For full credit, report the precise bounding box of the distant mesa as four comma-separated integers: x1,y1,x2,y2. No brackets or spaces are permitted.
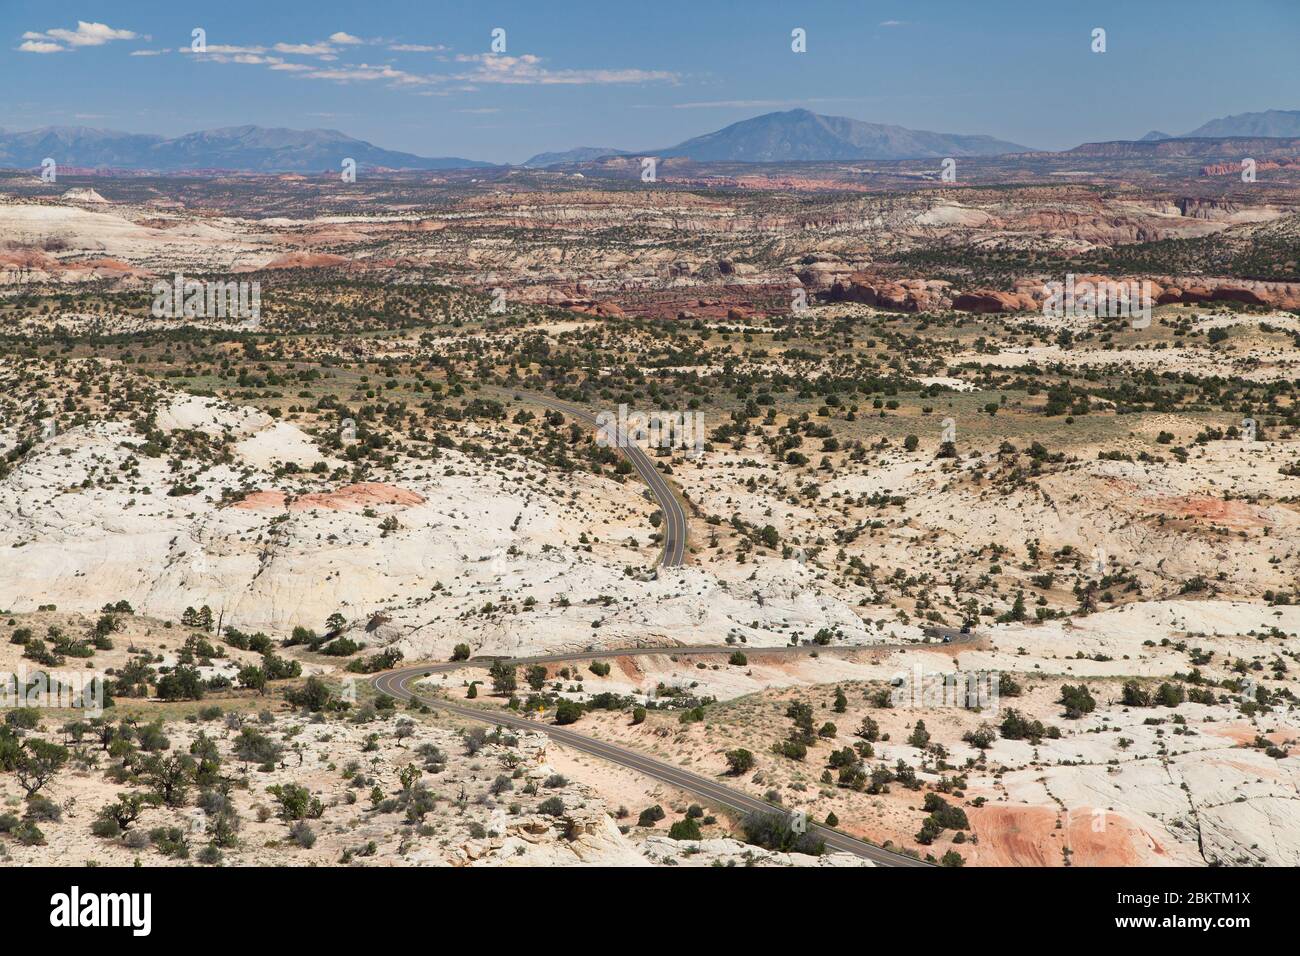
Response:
1201,157,1298,176
523,146,630,168
1067,136,1300,159
60,187,109,203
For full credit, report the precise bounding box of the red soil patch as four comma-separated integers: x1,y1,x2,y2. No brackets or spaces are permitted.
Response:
969,805,1168,867
1151,494,1267,529
78,257,139,275
233,490,288,510
615,657,645,682
0,248,59,270
259,252,352,270
1098,478,1268,529
1208,723,1300,746
234,481,425,512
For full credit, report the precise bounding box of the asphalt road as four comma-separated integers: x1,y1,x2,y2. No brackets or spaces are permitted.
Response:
384,392,975,864
524,394,688,568
371,636,975,867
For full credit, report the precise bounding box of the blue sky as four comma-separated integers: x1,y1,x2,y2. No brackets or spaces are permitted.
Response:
3,0,1298,163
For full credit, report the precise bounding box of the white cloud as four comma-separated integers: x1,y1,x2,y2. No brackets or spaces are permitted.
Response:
177,36,675,91
672,98,803,109
187,49,286,66
274,42,334,56
129,49,166,57
18,40,64,53
452,53,675,85
52,22,136,45
21,21,138,52
301,63,423,84
183,44,269,55
453,53,539,65
329,32,364,45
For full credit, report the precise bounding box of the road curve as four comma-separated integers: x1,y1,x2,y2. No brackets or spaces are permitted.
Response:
524,393,688,568
371,635,975,867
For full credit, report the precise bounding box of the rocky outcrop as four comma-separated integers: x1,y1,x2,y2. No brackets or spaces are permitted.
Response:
818,271,1300,316
1200,158,1297,177
944,275,1300,313
61,188,109,204
638,836,874,867
261,252,352,270
1151,276,1300,309
951,290,1038,313
823,273,950,312
794,262,844,292
561,299,624,317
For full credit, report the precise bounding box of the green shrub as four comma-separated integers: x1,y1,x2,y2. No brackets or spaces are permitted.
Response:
637,804,666,827
668,817,702,841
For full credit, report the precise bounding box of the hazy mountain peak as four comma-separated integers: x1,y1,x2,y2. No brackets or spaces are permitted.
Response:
522,146,630,168
655,109,1033,162
1180,109,1300,138
0,124,493,172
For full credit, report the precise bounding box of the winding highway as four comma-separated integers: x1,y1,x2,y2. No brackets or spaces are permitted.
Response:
525,394,688,568
372,634,973,867
384,392,970,863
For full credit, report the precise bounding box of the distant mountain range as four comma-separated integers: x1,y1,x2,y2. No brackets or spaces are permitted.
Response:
1139,109,1300,142
0,125,491,172
522,146,631,168
525,109,1032,166
3,108,1297,174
